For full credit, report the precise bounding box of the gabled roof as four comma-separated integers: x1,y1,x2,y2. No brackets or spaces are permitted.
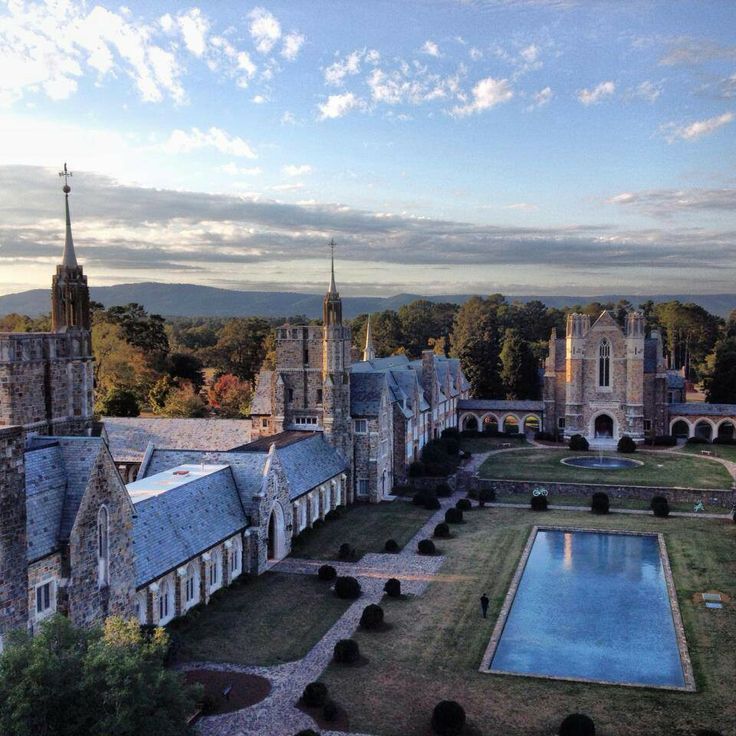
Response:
351,355,411,372
250,370,273,416
132,465,247,587
350,371,387,416
102,417,252,462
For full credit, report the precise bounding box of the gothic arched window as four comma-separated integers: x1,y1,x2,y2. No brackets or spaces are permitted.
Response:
159,580,170,622
185,564,198,607
97,506,109,587
599,339,611,388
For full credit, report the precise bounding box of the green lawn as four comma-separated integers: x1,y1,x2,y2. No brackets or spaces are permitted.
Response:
460,435,527,453
320,508,736,736
173,572,350,666
290,501,433,560
677,443,736,463
491,494,730,514
478,448,733,490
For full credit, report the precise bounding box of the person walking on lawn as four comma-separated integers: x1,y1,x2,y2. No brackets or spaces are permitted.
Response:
480,593,489,619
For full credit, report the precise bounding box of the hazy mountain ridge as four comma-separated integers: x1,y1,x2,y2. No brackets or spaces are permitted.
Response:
1,283,735,319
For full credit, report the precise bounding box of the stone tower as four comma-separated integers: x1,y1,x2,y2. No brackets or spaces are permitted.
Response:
321,241,353,465
563,313,590,438
51,164,90,332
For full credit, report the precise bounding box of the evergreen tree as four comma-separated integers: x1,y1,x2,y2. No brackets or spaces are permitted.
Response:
704,337,736,404
208,317,271,381
500,328,540,399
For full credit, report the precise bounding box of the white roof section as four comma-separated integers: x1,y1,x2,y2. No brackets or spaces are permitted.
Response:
126,463,229,504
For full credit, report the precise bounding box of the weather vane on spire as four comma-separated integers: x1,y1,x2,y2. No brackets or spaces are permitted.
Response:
59,162,72,194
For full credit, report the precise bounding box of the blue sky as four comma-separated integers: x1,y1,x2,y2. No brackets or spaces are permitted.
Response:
0,0,734,297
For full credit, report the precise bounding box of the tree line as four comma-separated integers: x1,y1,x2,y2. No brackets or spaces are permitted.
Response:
2,294,735,416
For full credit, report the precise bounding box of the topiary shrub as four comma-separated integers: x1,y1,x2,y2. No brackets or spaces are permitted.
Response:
384,578,401,597
591,492,610,515
435,482,452,498
424,495,441,510
338,543,355,561
617,435,637,453
384,539,399,553
651,495,670,518
359,603,384,630
431,700,466,736
412,491,426,506
559,713,596,736
318,564,337,582
686,436,710,445
434,522,451,538
322,701,338,722
409,461,425,477
312,519,325,529
569,434,589,451
333,638,360,664
418,538,436,555
325,509,341,521
456,498,472,512
334,576,361,599
445,507,463,524
531,495,548,511
301,681,328,708
477,487,495,507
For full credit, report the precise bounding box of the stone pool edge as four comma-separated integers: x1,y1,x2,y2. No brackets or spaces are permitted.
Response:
477,525,697,693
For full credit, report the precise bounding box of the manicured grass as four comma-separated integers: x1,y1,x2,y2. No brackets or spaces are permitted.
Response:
478,448,733,490
173,572,350,666
290,501,434,560
677,443,736,463
460,435,527,453
490,494,725,514
320,508,736,736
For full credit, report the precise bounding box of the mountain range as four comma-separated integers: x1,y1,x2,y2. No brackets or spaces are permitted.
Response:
1,283,735,319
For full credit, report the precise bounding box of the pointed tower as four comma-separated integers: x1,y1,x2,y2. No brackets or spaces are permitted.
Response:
321,240,353,470
51,164,90,332
363,316,376,362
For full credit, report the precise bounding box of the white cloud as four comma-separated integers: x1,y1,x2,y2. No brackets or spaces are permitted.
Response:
520,44,539,64
421,40,440,57
282,164,312,177
366,64,464,106
469,47,483,61
450,77,513,117
632,80,661,103
281,111,296,125
164,127,257,158
177,8,209,58
252,94,267,104
269,182,304,192
318,92,365,120
219,163,262,176
577,81,615,106
662,112,734,143
527,86,553,110
248,7,281,55
281,32,305,61
324,50,364,86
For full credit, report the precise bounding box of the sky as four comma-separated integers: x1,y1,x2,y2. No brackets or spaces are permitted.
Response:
0,0,735,298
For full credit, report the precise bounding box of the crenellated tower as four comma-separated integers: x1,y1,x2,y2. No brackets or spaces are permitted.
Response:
563,313,590,438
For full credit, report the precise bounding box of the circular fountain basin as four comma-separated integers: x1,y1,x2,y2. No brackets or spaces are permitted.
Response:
561,456,643,470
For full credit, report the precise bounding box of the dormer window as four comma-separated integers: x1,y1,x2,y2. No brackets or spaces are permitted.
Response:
598,339,611,388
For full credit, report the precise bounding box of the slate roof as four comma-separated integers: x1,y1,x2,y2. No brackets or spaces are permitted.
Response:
458,399,545,412
250,370,273,415
350,372,387,416
644,338,659,373
352,355,410,372
132,465,247,587
668,403,736,417
667,371,686,389
277,434,349,497
102,417,252,462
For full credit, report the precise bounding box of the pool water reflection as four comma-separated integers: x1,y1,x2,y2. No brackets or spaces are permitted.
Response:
489,529,687,688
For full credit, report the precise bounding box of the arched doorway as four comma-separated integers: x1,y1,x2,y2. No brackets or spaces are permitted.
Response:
503,415,520,434
671,419,690,438
482,415,499,434
717,421,734,441
594,414,614,439
694,421,713,441
462,415,478,432
523,415,540,434
267,502,286,561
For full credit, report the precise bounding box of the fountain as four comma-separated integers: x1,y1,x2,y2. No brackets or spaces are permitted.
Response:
561,455,642,470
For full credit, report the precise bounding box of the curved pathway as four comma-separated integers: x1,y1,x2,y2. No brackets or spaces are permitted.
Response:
189,495,459,736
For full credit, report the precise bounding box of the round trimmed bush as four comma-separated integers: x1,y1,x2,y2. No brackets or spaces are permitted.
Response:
433,522,451,538
435,482,452,498
301,681,328,708
333,638,360,664
334,576,361,599
384,578,401,597
591,492,610,515
424,495,441,510
338,543,354,561
384,538,399,553
317,564,337,582
531,494,548,511
323,701,338,722
312,519,325,529
445,507,463,524
456,498,472,512
418,538,436,555
617,435,637,453
294,729,320,736
651,495,670,518
478,487,495,507
559,713,595,736
324,509,340,521
431,700,466,736
569,434,589,451
359,603,384,630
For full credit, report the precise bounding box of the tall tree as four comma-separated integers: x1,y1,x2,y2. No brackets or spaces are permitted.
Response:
704,337,736,404
207,374,253,418
104,303,169,358
208,317,271,381
397,300,458,357
449,296,502,397
500,328,540,399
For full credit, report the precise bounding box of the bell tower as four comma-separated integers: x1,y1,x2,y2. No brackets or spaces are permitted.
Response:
51,164,90,332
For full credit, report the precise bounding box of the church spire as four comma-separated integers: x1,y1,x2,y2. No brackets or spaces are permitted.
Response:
323,238,342,326
59,163,78,268
328,237,337,294
363,315,376,362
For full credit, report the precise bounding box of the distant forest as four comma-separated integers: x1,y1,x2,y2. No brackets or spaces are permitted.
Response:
3,294,736,418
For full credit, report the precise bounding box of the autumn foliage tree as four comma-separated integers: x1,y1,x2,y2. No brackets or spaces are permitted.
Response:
207,374,253,418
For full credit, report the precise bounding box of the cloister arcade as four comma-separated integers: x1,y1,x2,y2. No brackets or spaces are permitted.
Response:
459,411,541,435
669,415,736,441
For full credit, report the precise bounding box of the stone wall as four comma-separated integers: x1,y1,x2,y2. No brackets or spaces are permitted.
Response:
67,441,135,627
468,476,735,507
27,552,63,630
0,426,28,643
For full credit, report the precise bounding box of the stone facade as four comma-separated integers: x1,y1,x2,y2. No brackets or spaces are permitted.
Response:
543,311,669,444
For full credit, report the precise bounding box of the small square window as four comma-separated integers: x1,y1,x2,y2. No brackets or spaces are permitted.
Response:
354,419,367,434
316,389,323,405
558,417,566,429
287,388,294,402
643,419,652,431
36,581,53,615
261,418,268,428
357,478,370,496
